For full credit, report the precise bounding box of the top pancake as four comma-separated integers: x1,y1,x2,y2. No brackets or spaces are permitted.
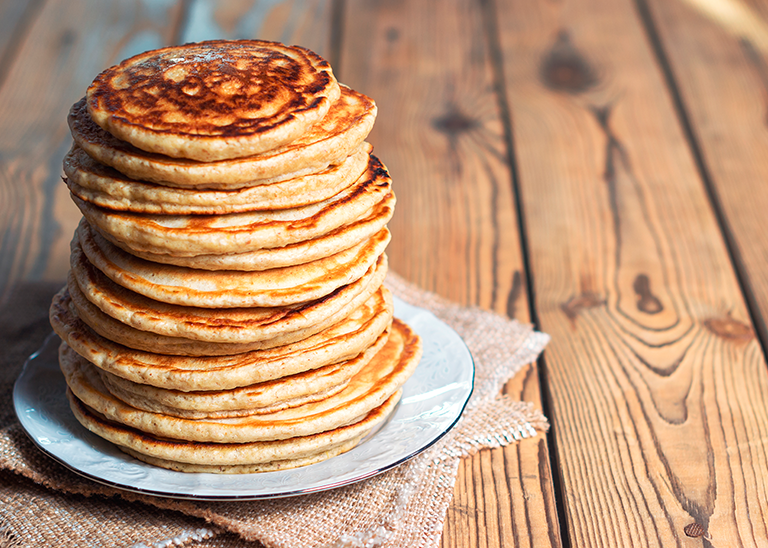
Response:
86,40,340,161
70,85,376,189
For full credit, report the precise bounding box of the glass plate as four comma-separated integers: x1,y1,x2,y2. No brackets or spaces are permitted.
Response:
13,298,474,500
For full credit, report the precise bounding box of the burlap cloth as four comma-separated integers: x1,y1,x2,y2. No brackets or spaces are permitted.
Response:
0,273,549,548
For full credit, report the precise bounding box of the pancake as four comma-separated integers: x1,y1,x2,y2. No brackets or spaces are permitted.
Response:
76,218,390,308
62,318,421,443
68,252,388,346
120,433,367,473
52,38,419,475
69,85,376,189
86,40,340,161
119,430,370,474
115,191,395,271
103,380,347,420
63,143,372,214
63,277,390,357
50,285,393,388
72,155,394,257
67,389,401,472
62,324,388,418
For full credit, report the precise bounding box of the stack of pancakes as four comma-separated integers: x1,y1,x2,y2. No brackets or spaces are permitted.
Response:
49,40,421,473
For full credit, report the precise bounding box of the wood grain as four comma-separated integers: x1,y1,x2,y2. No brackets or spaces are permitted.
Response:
339,1,559,547
180,0,333,59
643,0,768,347
495,0,768,545
0,0,184,303
0,0,45,88
341,0,522,312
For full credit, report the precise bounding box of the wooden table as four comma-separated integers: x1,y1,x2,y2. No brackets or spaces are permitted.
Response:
3,0,768,546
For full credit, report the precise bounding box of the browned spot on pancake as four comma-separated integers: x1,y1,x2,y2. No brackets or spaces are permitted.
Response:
184,216,219,229
283,157,390,232
69,98,162,156
392,318,422,365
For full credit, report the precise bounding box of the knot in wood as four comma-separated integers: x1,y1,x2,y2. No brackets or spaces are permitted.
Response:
683,522,705,538
560,292,604,321
432,107,478,136
540,30,597,94
703,317,754,341
633,274,663,314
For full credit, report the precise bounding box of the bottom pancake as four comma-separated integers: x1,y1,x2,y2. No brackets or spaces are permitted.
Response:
119,437,365,473
67,388,401,473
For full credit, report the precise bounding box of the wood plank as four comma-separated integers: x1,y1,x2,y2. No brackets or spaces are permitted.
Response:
644,0,768,356
0,0,184,302
0,0,45,88
339,1,560,547
495,0,768,545
341,0,524,314
179,0,333,60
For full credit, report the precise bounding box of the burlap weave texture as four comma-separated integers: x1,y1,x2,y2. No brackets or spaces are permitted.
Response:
0,273,549,548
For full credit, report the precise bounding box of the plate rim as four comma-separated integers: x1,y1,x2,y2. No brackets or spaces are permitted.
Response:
13,297,474,500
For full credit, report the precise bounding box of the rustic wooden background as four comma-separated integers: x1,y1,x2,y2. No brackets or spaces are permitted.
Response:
2,0,768,546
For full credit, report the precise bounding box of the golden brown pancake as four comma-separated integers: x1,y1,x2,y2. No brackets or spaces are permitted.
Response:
86,40,340,161
50,285,394,387
61,326,388,418
68,251,388,345
118,436,367,473
69,85,376,189
63,144,371,214
111,192,395,271
75,219,390,308
62,318,421,442
67,389,401,472
71,155,394,257
63,275,391,357
52,38,420,475
102,378,347,420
